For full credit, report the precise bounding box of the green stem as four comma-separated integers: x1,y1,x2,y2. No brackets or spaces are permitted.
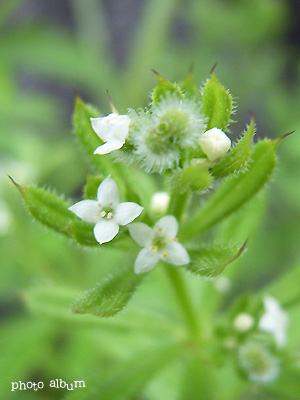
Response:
164,265,199,340
167,189,189,222
165,187,200,339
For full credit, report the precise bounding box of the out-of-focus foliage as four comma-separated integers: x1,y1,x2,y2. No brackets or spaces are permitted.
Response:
1,0,299,399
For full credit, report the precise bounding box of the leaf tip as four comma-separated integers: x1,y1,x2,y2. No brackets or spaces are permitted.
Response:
8,175,23,193
210,61,218,75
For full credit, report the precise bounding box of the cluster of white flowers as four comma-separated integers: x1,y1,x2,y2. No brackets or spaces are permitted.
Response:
90,99,231,173
238,342,280,383
233,296,288,383
69,99,232,272
68,176,189,274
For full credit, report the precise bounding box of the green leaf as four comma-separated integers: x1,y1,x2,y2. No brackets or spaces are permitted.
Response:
23,284,144,332
201,72,233,131
68,220,98,247
181,138,279,241
10,178,75,236
73,95,126,195
65,342,181,400
187,241,247,278
180,66,201,100
151,70,184,105
71,265,144,317
172,162,213,192
212,118,256,179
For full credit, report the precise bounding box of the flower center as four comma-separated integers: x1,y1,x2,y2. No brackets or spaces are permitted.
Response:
151,234,167,251
97,204,114,220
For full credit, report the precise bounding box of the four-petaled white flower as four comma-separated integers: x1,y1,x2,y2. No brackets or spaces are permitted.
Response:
198,127,231,161
91,113,130,155
259,296,288,348
128,216,190,274
68,176,143,244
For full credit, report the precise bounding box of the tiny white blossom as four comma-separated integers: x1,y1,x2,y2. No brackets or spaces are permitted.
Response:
233,313,255,332
239,342,280,383
91,113,130,155
150,192,170,214
128,215,190,274
198,127,231,161
214,276,231,293
259,296,288,348
68,176,143,244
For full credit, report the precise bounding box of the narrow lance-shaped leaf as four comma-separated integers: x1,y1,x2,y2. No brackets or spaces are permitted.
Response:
180,138,280,241
71,264,144,317
180,65,201,101
186,241,248,278
212,117,256,179
201,71,233,131
23,284,143,332
151,70,183,105
10,177,75,236
67,220,98,247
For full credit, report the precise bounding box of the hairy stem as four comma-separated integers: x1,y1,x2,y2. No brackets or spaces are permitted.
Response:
164,265,199,340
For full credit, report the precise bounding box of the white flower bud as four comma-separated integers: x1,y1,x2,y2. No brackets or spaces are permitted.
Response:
214,276,231,293
199,127,231,161
150,192,170,214
233,313,255,332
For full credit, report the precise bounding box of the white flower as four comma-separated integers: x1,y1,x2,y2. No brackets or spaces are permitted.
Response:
259,296,288,348
150,192,170,214
91,113,130,155
128,215,190,274
239,342,280,383
233,313,255,332
198,127,231,161
68,176,143,244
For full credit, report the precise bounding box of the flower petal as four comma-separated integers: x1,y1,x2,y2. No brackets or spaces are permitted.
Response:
115,202,144,226
134,248,160,274
154,215,178,238
162,241,190,265
94,139,125,155
128,223,153,247
93,220,119,244
68,200,99,223
90,113,130,142
97,175,119,206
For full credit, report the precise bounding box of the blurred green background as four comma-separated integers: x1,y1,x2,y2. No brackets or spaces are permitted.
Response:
1,0,299,398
